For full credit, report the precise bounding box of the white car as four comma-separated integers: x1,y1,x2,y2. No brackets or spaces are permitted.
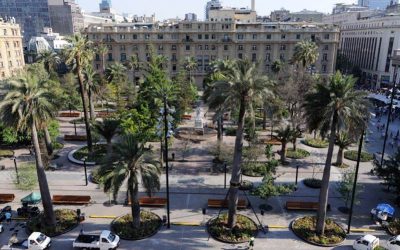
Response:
387,235,400,250
353,235,380,250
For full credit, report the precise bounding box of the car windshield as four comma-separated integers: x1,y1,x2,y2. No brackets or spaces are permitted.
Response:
36,234,47,244
107,233,116,242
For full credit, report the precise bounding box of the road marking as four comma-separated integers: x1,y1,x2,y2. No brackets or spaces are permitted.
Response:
89,215,117,219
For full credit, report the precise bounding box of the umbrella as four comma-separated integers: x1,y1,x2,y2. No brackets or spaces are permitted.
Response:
376,203,395,216
21,192,41,205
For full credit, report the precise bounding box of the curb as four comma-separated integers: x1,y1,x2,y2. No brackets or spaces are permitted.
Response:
67,147,96,166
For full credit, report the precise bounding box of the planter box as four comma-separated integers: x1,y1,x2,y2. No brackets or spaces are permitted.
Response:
64,135,87,141
59,112,80,118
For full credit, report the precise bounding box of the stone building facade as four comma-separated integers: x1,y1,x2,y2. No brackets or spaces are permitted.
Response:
0,19,24,80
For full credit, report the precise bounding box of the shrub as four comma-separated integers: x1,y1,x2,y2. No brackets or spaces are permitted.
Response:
224,127,237,136
0,149,14,157
27,209,78,237
303,138,329,148
303,178,322,189
72,144,108,162
388,219,400,235
344,150,373,162
242,160,279,177
286,148,311,159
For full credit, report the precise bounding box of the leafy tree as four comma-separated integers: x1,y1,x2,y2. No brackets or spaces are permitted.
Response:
98,134,161,228
183,56,197,83
375,149,400,194
124,54,142,100
335,132,354,166
36,50,60,76
96,43,109,73
336,169,363,209
93,118,120,155
303,71,369,235
271,60,284,74
252,175,294,209
173,70,198,121
119,105,157,140
204,59,274,228
0,71,57,226
106,62,128,110
64,34,95,152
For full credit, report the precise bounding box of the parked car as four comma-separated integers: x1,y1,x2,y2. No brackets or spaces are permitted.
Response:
387,235,400,250
371,203,395,223
353,234,380,250
16,203,39,218
72,230,120,250
1,232,51,250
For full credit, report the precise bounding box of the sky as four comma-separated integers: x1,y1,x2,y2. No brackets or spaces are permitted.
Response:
76,0,357,20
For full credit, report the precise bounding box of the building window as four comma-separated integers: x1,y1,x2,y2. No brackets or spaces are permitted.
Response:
205,34,209,39
266,64,271,72
133,34,138,39
323,45,329,51
266,34,271,39
281,34,286,39
266,45,271,50
108,53,113,61
144,34,150,40
238,53,243,59
172,54,177,62
198,34,202,39
324,34,330,39
120,45,126,51
171,45,177,50
172,64,177,71
237,34,244,40
280,53,285,61
252,45,257,51
224,45,229,51
198,45,203,50
205,45,209,50
120,53,126,61
186,45,190,51
96,64,100,70
296,34,301,39
158,45,164,51
252,34,257,40
119,34,126,39
157,34,164,40
95,54,100,61
132,45,138,51
280,45,286,51
238,45,244,51
211,34,216,39
3,29,6,35
107,44,112,50
266,53,271,62
322,53,328,61
252,53,257,62
211,45,216,50
322,65,327,73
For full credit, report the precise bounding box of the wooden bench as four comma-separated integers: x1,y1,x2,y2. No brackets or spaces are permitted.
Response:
64,135,87,141
208,199,247,209
286,201,331,211
182,115,192,120
59,112,80,118
52,195,91,205
97,112,113,118
0,194,15,204
127,197,167,207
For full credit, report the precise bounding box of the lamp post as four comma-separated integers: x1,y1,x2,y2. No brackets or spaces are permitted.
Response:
163,95,171,229
381,49,400,167
295,165,299,191
74,120,77,136
13,157,19,184
347,129,365,234
82,157,88,186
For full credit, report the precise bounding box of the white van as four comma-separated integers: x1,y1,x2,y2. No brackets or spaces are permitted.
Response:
353,235,380,250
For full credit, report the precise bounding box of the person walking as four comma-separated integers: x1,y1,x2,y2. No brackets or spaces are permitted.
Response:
248,237,255,250
5,211,11,225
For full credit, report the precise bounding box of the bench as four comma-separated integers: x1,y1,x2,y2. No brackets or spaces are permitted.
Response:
127,197,167,207
182,115,192,120
286,201,331,211
59,112,80,118
97,112,113,118
52,195,91,205
0,194,15,204
208,199,247,209
64,135,87,141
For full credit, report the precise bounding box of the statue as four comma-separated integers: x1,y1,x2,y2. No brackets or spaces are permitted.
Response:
194,107,204,135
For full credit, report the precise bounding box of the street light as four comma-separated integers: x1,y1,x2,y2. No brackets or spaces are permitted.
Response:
381,49,400,167
13,157,19,184
82,157,88,186
347,129,365,234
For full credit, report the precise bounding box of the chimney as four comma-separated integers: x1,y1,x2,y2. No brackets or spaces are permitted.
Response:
251,0,255,11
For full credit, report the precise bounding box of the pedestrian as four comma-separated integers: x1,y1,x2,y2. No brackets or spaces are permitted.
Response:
248,237,255,250
5,211,11,225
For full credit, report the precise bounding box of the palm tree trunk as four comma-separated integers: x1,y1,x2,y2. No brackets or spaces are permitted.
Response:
217,116,223,141
281,142,287,164
263,107,267,130
293,138,297,151
107,139,113,156
32,122,56,226
316,112,338,235
129,182,140,229
227,97,247,228
336,147,344,166
44,127,53,156
76,56,93,152
88,88,96,122
102,55,106,73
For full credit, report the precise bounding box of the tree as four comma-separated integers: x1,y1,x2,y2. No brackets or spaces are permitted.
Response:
336,169,363,211
93,119,120,156
96,43,109,73
292,40,319,69
36,50,60,75
303,71,369,235
98,134,161,228
106,62,128,109
64,34,94,152
335,132,354,166
204,59,274,228
276,126,294,164
183,56,197,83
0,72,57,226
271,60,284,74
124,54,141,100
252,175,294,210
83,65,100,121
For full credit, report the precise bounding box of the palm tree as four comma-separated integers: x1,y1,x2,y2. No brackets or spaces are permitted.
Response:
83,65,100,121
335,132,353,166
184,56,197,83
105,62,127,109
292,40,319,68
303,71,369,235
0,72,56,226
271,60,284,74
64,34,94,152
124,54,141,99
98,134,161,228
276,126,294,164
36,50,60,75
205,59,274,228
93,119,120,155
96,43,109,73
